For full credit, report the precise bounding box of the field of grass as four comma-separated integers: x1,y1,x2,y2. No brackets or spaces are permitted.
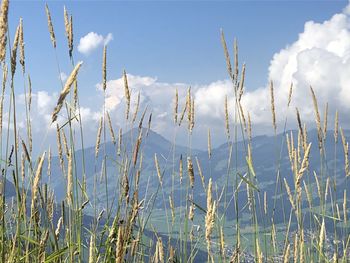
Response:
0,0,349,262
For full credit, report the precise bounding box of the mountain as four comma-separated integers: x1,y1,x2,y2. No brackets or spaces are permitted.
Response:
42,128,349,227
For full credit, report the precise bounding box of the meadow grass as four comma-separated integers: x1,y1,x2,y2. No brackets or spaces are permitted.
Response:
0,1,349,262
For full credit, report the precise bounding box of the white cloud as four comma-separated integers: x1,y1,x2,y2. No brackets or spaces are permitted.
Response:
77,32,113,55
237,5,350,131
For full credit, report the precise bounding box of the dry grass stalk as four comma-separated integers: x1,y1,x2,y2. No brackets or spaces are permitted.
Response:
45,4,56,48
64,6,69,38
334,110,339,143
293,233,299,263
178,101,187,127
123,70,131,120
287,82,293,107
284,178,295,210
115,226,124,263
205,178,216,260
28,74,32,111
323,103,328,140
220,226,225,259
61,129,69,157
132,132,142,166
238,63,245,102
11,22,20,76
234,38,239,82
264,191,267,215
95,117,103,158
132,91,140,123
225,95,230,138
190,98,195,132
122,160,129,199
188,203,194,221
208,128,211,159
174,88,178,124
155,154,162,185
284,243,290,263
248,112,252,142
303,180,312,208
187,157,194,188
295,108,303,136
319,219,325,252
47,146,51,177
239,102,246,130
314,172,321,199
343,190,347,224
179,154,183,183
106,111,116,144
187,88,191,131
169,195,175,223
270,81,277,133
68,15,73,57
0,0,9,62
196,157,205,190
67,149,73,206
256,240,263,263
56,124,65,175
340,128,349,176
88,235,95,263
19,18,25,73
51,62,83,123
310,87,323,149
102,45,107,90
220,29,232,80
31,152,46,212
296,143,312,197
0,64,7,136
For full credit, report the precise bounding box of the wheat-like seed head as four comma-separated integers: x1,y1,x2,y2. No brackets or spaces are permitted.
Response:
220,29,232,80
283,243,290,263
196,157,205,190
45,4,56,48
334,110,339,143
284,178,295,210
31,152,46,212
123,70,131,120
323,103,328,140
174,88,178,124
287,82,293,107
11,22,20,76
19,18,25,73
155,154,162,185
270,80,276,133
102,45,107,91
67,149,73,206
187,157,194,188
225,95,230,138
310,86,323,149
238,63,245,102
0,0,9,62
95,117,103,158
106,111,116,145
51,62,83,123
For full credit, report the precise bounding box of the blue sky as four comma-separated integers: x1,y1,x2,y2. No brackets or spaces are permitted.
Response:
9,1,347,89
5,0,350,150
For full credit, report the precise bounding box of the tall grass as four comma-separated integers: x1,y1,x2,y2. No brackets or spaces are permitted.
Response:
0,1,348,262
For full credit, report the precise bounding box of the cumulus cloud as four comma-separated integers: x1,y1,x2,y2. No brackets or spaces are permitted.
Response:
238,6,350,130
77,32,113,55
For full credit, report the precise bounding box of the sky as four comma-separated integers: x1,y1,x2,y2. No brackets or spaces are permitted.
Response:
3,0,350,152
